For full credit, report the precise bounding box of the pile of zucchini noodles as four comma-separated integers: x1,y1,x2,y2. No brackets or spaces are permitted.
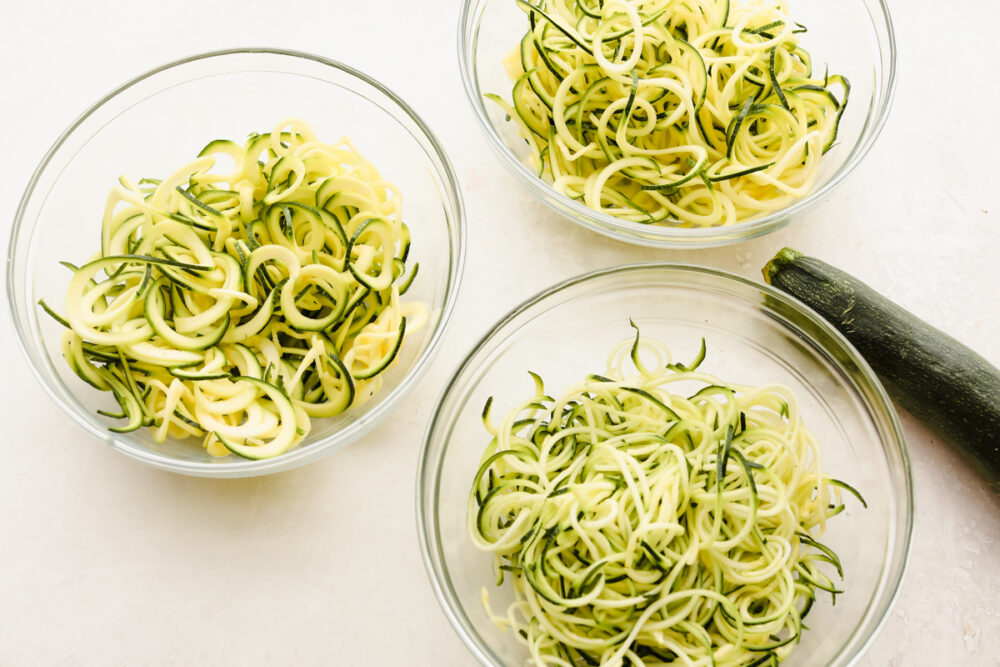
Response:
43,119,424,459
469,328,863,665
491,0,849,227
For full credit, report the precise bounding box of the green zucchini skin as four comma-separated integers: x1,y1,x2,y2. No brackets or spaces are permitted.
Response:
763,248,1000,492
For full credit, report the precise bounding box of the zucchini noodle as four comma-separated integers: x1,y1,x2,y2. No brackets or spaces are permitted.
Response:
468,328,864,665
43,119,425,459
492,0,849,227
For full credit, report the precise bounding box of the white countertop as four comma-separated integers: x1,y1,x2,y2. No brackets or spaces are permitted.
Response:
1,1,998,664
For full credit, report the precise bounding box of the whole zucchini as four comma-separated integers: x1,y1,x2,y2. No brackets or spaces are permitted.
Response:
763,247,1000,492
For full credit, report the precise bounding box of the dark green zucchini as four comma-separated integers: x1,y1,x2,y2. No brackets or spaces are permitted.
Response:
763,248,1000,493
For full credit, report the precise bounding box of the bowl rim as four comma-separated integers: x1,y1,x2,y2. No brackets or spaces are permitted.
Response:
7,47,467,477
457,0,898,248
416,261,913,666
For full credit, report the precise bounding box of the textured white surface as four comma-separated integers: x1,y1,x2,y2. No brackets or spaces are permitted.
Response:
1,0,998,664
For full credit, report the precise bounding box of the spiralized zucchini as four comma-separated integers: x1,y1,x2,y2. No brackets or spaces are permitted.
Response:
493,0,849,227
43,119,425,459
469,328,864,665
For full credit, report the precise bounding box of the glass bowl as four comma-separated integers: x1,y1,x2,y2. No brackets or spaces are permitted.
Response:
418,264,911,665
458,0,897,248
7,48,465,477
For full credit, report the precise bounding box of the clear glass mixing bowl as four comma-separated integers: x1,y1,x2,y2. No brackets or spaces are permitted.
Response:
418,263,911,665
8,48,465,477
459,0,897,248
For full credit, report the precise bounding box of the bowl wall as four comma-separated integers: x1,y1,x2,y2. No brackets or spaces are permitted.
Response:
419,264,911,665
